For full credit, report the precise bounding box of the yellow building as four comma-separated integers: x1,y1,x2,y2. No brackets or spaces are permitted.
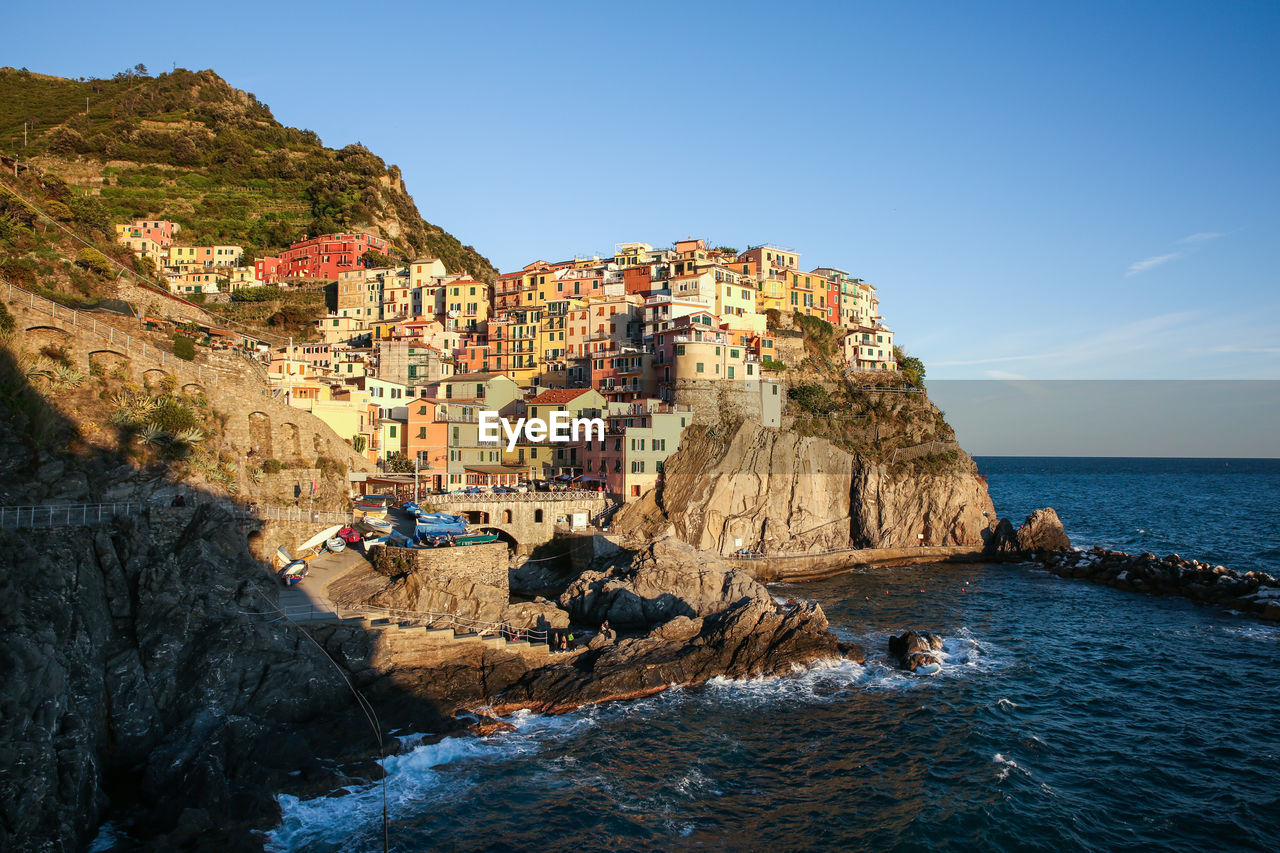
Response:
441,278,492,332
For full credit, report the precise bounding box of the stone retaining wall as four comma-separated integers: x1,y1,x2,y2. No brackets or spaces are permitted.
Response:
392,541,509,596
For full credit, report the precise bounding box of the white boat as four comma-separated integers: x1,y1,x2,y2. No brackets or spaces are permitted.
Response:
325,537,346,553
360,515,394,535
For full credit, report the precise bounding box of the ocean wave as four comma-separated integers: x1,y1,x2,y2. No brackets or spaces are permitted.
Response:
993,752,1031,783
266,710,584,852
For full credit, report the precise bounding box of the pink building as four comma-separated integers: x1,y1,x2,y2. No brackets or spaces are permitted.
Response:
255,232,389,283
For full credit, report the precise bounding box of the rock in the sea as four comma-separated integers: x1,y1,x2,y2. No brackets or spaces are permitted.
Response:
494,595,838,714
888,631,944,670
559,537,771,628
982,517,1020,556
1015,508,1072,553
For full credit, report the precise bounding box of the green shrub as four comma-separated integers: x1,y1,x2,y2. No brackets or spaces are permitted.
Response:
75,247,114,277
231,286,281,303
262,458,283,474
787,383,835,415
173,334,196,360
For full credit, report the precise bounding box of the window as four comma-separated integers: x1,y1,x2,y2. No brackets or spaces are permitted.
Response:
727,366,735,379
417,427,426,439
631,460,645,473
534,509,544,523
676,344,686,356
388,425,397,438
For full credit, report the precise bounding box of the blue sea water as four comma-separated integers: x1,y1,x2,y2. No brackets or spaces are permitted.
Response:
268,458,1280,852
976,457,1280,575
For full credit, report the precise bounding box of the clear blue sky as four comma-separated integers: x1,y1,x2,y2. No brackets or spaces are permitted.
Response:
9,1,1280,380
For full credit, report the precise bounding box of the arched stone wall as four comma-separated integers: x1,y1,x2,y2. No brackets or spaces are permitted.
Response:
248,412,273,458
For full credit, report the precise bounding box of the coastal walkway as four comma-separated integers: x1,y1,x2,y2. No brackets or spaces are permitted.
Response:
729,544,984,582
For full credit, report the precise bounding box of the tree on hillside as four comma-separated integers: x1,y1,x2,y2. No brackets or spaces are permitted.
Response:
362,249,394,269
894,346,926,387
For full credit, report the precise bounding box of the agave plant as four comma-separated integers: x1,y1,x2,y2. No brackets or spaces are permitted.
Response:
21,354,57,383
53,364,84,389
172,427,206,446
139,423,166,446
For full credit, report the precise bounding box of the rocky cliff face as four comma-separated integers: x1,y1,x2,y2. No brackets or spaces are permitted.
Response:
0,506,383,851
614,420,996,555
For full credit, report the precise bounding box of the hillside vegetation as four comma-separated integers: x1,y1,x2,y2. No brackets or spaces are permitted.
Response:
0,66,496,280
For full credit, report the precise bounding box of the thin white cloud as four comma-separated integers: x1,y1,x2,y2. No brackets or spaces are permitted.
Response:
1179,231,1224,244
1126,252,1182,276
1126,231,1224,276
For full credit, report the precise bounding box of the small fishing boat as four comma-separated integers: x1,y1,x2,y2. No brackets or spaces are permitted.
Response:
337,527,362,545
354,495,395,517
453,533,500,547
275,545,293,569
325,537,346,553
401,501,423,518
416,532,500,548
278,560,309,585
360,515,394,535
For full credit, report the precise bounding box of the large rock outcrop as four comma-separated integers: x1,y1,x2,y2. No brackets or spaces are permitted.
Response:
0,505,397,852
494,595,838,714
614,420,996,555
982,508,1072,557
559,538,771,627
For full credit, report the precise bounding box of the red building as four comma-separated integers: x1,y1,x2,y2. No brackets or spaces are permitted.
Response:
255,232,389,283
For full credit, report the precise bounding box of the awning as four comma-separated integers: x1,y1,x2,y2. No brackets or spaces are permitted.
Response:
463,465,524,475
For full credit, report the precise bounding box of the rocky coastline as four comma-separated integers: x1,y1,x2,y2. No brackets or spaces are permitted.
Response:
1040,548,1280,621
985,507,1280,623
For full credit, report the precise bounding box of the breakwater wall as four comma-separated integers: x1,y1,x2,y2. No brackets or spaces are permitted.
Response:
1042,548,1280,621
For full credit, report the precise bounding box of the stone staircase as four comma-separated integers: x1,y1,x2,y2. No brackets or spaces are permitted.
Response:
338,613,553,659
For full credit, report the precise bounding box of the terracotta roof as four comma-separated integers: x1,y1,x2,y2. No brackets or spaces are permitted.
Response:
528,388,594,405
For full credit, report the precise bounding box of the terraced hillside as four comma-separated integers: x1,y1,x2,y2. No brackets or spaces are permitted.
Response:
0,65,496,280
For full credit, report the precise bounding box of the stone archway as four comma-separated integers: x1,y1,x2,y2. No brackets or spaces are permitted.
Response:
181,382,205,396
25,325,72,353
142,367,170,386
476,526,518,552
88,350,130,375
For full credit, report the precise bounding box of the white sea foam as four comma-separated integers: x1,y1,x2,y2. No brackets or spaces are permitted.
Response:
266,710,584,851
992,752,1030,782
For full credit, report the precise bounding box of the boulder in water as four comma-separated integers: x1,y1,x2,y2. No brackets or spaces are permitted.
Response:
1016,508,1071,553
888,631,944,669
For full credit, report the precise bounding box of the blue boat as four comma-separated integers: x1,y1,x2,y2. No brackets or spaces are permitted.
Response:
401,501,423,518
415,513,467,535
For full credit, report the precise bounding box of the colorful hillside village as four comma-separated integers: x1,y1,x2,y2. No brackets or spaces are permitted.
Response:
117,223,898,498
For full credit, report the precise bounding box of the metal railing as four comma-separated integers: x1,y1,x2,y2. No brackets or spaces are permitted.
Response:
4,279,228,387
249,506,357,524
429,490,607,503
0,502,140,529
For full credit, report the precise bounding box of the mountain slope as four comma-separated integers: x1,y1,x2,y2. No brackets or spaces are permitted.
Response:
0,66,496,280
